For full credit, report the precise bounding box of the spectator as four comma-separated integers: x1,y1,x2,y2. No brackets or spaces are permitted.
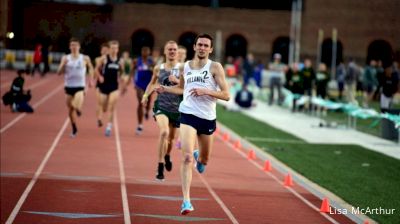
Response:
301,58,315,112
362,60,378,108
379,65,399,113
31,44,42,76
315,63,330,116
242,53,255,86
336,61,346,101
2,69,34,113
235,84,255,109
345,58,360,105
287,63,303,112
268,53,286,105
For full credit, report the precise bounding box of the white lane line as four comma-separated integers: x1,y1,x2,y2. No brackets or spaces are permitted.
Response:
197,174,239,224
217,135,340,224
5,118,69,224
114,113,131,224
1,84,63,133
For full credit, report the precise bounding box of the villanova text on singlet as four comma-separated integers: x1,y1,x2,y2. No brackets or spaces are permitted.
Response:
157,63,182,113
179,59,218,120
64,54,86,88
101,55,120,89
134,57,153,90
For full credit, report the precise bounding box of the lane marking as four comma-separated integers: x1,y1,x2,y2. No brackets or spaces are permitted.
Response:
133,213,225,222
5,118,69,224
216,134,340,224
1,84,63,133
114,113,131,224
197,174,239,224
23,211,121,219
132,194,209,201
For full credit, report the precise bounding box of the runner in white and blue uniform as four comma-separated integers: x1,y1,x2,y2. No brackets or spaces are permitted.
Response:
57,37,94,137
156,34,230,215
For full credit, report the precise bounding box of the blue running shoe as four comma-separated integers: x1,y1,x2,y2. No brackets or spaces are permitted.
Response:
193,150,205,173
105,126,112,137
180,200,194,215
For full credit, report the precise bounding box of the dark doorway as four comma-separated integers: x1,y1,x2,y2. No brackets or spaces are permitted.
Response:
131,29,154,57
178,31,198,60
225,34,247,59
272,36,290,64
367,40,393,68
321,38,343,67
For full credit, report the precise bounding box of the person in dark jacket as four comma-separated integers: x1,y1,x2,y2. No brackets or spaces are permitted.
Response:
2,69,34,113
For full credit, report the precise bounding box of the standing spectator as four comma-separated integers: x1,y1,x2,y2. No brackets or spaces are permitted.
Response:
315,63,330,116
41,44,50,76
336,61,346,101
242,53,255,85
301,58,315,112
31,44,42,76
253,59,264,89
268,53,286,105
373,60,385,101
362,60,378,108
315,63,330,99
345,58,360,105
379,65,399,113
287,63,303,112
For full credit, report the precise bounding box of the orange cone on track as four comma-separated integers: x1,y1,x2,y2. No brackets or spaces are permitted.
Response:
320,197,330,213
222,133,229,141
247,150,256,160
363,220,370,224
283,173,294,187
234,140,241,149
263,160,272,172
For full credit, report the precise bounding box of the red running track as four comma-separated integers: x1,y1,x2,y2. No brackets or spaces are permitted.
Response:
1,69,355,224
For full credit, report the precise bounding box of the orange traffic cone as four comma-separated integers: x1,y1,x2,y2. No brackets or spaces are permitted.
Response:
247,150,256,160
263,160,272,172
222,133,229,141
320,197,330,213
234,140,241,149
283,173,294,187
363,219,370,224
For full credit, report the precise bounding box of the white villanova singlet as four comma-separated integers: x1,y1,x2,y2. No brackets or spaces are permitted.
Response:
64,54,86,87
179,59,219,120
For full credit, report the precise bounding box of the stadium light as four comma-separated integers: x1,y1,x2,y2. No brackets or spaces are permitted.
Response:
6,32,14,39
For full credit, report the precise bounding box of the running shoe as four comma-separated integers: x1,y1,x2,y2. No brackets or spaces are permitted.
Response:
105,126,112,137
165,154,172,172
193,150,205,173
135,126,143,135
156,163,164,181
180,200,194,215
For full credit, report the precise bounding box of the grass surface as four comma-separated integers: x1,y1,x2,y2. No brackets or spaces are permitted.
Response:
216,105,400,224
